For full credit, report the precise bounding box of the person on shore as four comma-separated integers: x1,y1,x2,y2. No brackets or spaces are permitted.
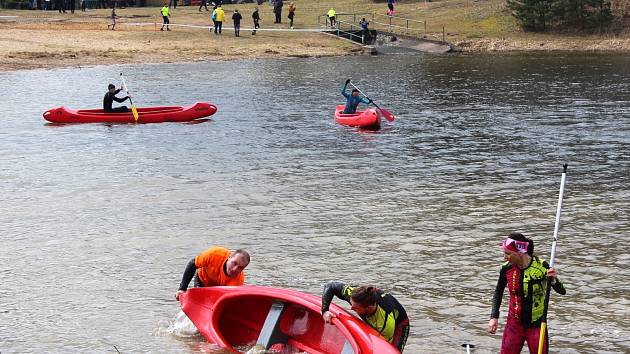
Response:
488,232,567,354
251,6,260,35
103,84,130,113
44,0,50,10
212,4,224,34
321,282,410,352
327,7,336,28
67,0,75,13
210,2,217,31
56,0,65,13
341,79,371,114
287,1,295,29
232,9,242,37
359,17,370,44
80,0,85,11
386,0,395,16
168,0,176,9
107,3,117,30
161,4,171,31
198,0,208,12
273,0,283,23
175,247,250,300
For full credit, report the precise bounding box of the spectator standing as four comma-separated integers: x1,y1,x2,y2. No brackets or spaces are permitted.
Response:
212,4,224,34
387,0,395,16
56,0,66,13
108,3,117,30
287,1,295,28
199,0,208,11
232,9,242,37
273,0,282,23
161,4,171,31
251,6,260,35
327,7,336,28
359,17,370,43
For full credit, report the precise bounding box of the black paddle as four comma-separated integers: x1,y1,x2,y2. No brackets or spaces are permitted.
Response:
348,81,396,122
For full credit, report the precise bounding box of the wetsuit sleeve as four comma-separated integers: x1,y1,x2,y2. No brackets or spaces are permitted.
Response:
490,266,508,319
543,261,567,295
321,281,352,314
360,97,371,104
551,278,566,295
341,84,350,99
178,258,198,291
113,96,128,103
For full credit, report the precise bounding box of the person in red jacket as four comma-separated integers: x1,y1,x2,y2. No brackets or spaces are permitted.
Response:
488,232,566,354
175,247,250,300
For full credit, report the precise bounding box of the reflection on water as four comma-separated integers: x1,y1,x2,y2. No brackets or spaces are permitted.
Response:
1,53,629,353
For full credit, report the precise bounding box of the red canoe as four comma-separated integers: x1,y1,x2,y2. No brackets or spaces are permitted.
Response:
179,286,399,354
43,102,217,124
334,105,381,130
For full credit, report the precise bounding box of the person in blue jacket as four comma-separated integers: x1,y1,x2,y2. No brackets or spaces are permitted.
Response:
342,79,371,114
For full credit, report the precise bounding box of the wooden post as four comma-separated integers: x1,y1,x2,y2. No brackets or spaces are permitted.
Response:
442,26,445,42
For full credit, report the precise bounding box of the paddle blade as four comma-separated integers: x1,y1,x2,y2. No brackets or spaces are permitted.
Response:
132,105,139,123
379,108,395,122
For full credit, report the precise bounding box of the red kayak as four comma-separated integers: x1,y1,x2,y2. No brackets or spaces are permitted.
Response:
334,105,381,130
179,286,399,354
43,102,217,124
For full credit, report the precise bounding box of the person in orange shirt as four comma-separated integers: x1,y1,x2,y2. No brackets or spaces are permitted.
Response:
175,247,250,300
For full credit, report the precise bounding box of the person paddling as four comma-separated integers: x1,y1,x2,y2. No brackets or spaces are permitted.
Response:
103,83,130,113
488,232,566,354
175,247,250,300
321,282,410,352
341,79,371,114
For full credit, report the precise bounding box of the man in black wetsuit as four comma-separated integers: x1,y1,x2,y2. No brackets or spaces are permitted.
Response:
103,83,130,113
321,282,410,352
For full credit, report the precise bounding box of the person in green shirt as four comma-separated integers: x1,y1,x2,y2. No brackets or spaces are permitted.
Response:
161,5,171,31
327,7,336,28
322,282,410,352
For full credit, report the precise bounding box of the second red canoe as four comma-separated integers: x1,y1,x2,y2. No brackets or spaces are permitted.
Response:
180,285,400,354
334,104,381,130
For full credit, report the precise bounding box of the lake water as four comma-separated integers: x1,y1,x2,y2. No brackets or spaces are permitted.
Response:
1,53,629,354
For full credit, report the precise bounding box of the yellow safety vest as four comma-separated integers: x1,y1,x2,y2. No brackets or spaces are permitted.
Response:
161,6,169,17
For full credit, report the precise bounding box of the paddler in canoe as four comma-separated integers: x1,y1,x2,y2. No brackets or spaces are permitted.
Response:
175,247,250,300
321,282,410,352
341,79,372,114
488,232,566,354
103,83,130,113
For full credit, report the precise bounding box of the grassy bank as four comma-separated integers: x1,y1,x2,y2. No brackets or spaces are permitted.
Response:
1,0,629,71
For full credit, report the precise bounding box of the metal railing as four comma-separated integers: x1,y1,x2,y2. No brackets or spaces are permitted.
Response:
319,12,447,43
317,14,372,45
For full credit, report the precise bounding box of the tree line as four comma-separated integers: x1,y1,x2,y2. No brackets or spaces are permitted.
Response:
507,0,614,31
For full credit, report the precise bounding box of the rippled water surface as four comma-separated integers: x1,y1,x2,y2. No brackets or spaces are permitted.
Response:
1,53,629,354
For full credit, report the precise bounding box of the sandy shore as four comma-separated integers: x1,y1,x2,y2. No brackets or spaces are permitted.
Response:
0,8,363,71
